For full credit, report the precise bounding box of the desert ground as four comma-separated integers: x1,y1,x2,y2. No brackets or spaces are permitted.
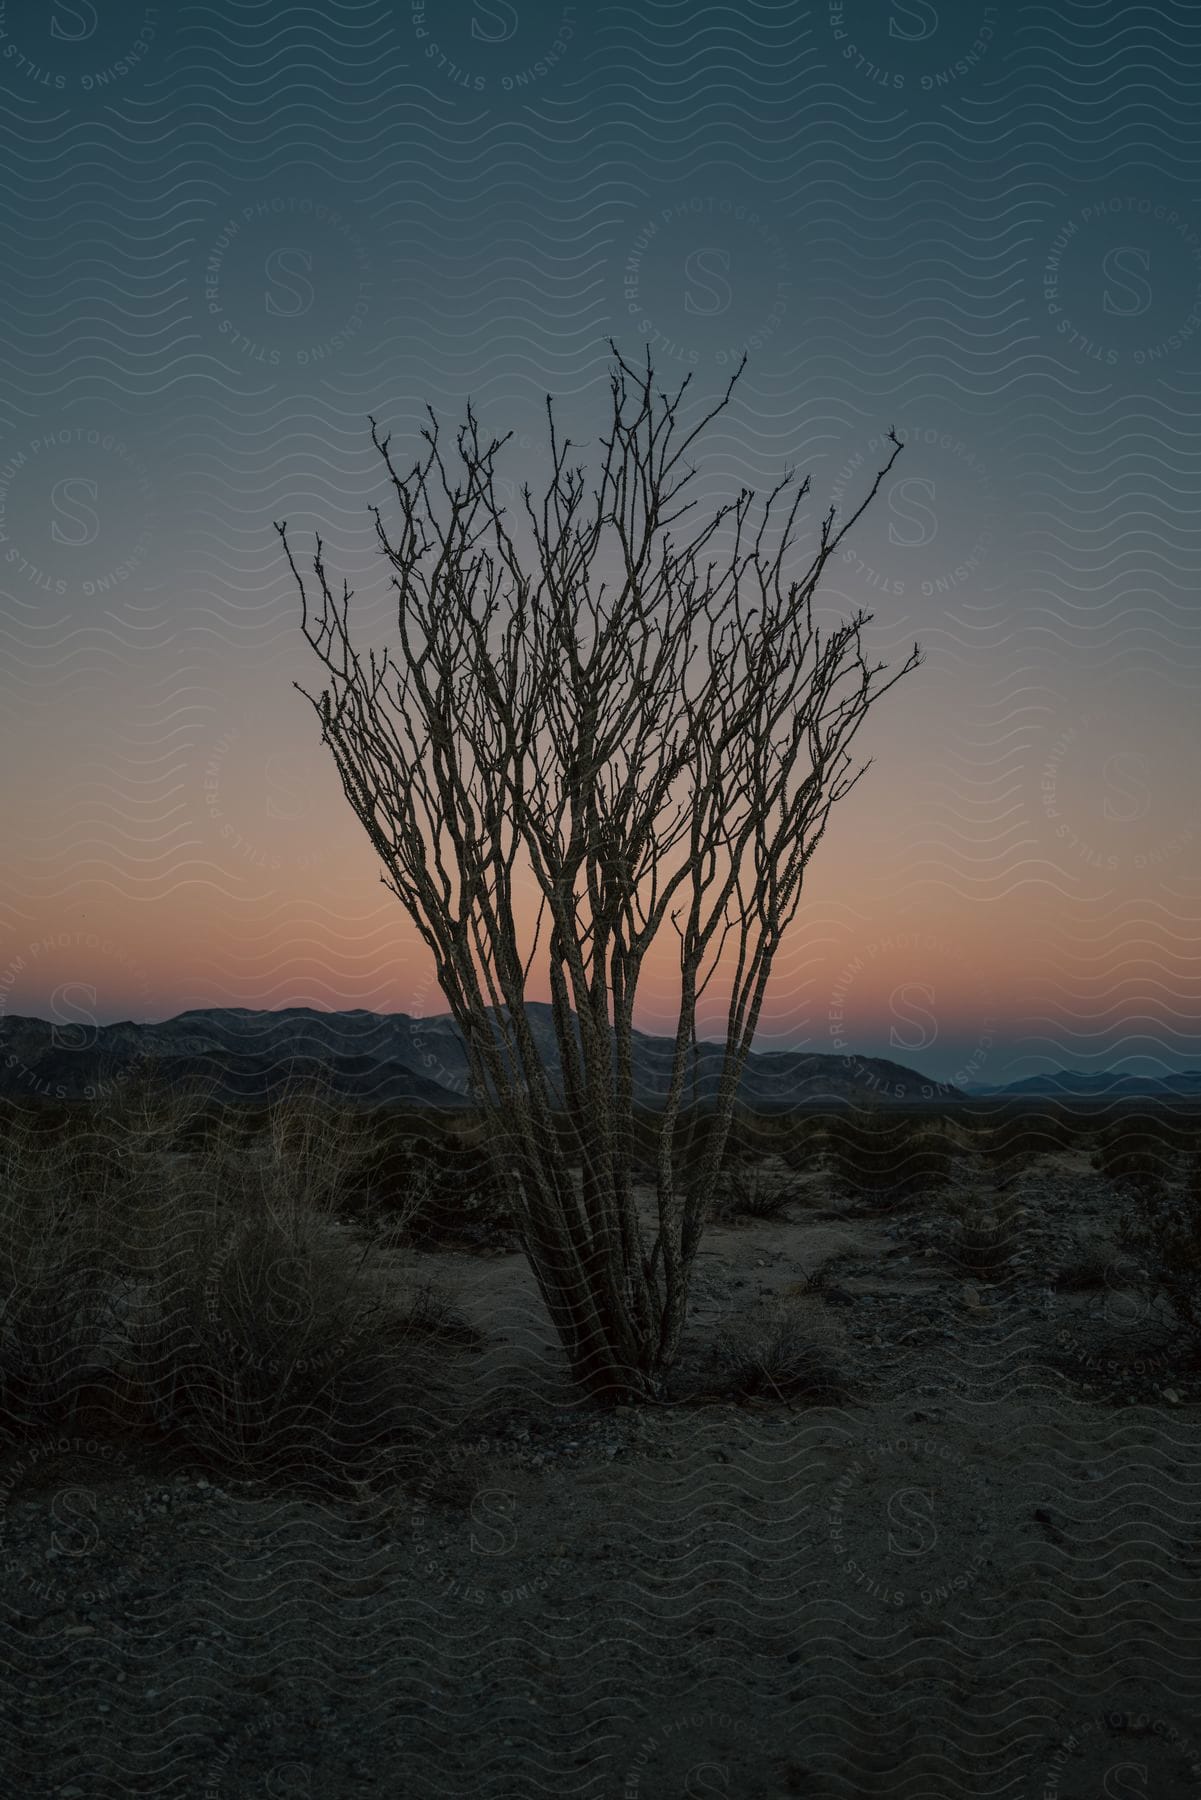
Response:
1,1108,1199,1798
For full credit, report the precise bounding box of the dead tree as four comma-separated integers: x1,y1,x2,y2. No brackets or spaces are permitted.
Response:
276,345,921,1403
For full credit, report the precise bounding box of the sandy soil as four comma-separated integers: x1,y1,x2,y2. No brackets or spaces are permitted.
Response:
1,1148,1199,1798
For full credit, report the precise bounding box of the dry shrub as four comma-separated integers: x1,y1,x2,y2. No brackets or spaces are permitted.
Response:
973,1109,1082,1178
0,1191,115,1434
335,1109,515,1248
0,1085,473,1486
0,1100,154,1436
710,1165,802,1224
780,1113,835,1173
826,1114,951,1209
1093,1116,1177,1190
1118,1149,1201,1341
123,1092,464,1482
714,1299,852,1403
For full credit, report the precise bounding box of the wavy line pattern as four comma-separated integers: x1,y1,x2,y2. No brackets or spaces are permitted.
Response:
1,0,1200,1792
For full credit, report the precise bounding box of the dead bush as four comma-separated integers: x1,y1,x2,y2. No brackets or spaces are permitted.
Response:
0,1086,473,1485
127,1214,459,1485
710,1165,802,1223
336,1111,515,1249
780,1113,835,1173
0,1104,140,1437
1093,1118,1176,1190
827,1115,951,1209
973,1108,1086,1179
122,1092,465,1482
713,1300,852,1403
1118,1150,1201,1341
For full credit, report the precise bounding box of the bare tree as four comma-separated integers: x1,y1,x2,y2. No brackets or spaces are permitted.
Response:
276,346,921,1404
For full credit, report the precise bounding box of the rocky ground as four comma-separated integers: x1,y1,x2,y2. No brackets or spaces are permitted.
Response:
1,1144,1199,1797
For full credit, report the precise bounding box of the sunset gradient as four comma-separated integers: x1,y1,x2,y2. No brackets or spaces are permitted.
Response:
2,0,1199,1088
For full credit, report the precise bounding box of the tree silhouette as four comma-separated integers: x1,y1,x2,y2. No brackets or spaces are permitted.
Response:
277,345,921,1402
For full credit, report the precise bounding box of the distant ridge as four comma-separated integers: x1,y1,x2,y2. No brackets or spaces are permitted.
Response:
965,1069,1201,1099
0,1003,963,1108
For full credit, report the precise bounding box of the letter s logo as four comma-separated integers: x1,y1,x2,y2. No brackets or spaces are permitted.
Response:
264,248,315,318
50,478,101,548
1102,752,1152,824
265,1253,311,1331
889,0,939,42
51,1487,100,1558
50,981,98,1052
1102,1255,1146,1327
1102,246,1153,318
886,1486,938,1556
473,0,520,43
51,2,100,42
469,1488,518,1555
887,475,938,548
1102,1762,1149,1799
685,1765,732,1798
889,981,938,1052
266,1764,312,1798
684,247,734,317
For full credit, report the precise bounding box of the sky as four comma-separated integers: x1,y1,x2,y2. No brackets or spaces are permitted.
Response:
1,0,1200,1085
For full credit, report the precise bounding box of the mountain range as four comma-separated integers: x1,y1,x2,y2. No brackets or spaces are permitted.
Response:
0,1004,961,1109
964,1070,1201,1099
